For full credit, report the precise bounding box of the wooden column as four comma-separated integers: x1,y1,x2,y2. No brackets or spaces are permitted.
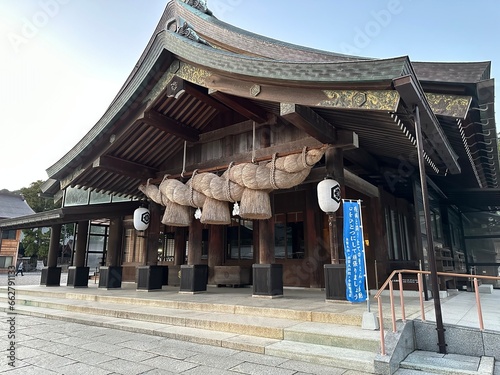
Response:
187,218,203,265
73,221,89,267
146,202,161,265
258,217,275,264
208,225,224,284
47,224,62,268
174,227,186,265
106,218,123,267
305,185,326,288
325,147,345,264
368,192,388,289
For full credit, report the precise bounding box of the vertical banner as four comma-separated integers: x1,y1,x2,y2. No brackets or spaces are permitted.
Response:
343,200,367,303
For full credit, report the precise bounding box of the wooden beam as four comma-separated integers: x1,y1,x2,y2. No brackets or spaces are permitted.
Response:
182,80,230,113
157,136,324,179
166,75,230,114
92,155,158,180
280,103,358,149
209,90,269,123
344,148,380,174
202,72,400,111
59,166,87,190
166,75,186,99
393,75,460,174
141,110,200,142
280,103,336,143
425,93,472,119
306,167,380,198
199,118,277,143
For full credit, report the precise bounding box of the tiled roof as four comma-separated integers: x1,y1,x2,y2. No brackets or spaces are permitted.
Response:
0,192,35,219
412,61,491,83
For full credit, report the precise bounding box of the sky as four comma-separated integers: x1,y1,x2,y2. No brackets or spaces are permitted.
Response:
0,0,499,192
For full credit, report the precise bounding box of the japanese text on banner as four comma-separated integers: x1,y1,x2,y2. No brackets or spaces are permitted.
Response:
343,200,367,303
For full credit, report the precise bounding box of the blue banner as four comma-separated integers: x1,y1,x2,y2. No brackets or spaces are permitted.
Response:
343,200,367,303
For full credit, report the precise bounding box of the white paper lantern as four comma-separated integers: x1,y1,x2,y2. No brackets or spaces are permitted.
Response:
317,178,341,214
134,207,150,230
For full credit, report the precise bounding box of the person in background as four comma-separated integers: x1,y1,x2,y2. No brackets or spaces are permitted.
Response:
15,260,24,276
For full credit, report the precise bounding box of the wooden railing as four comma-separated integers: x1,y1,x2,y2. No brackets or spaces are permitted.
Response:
374,269,500,355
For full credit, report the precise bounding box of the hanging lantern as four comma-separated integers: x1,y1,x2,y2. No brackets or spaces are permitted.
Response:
133,207,150,230
317,178,341,214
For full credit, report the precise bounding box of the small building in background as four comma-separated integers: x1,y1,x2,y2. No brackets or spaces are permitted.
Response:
0,192,35,272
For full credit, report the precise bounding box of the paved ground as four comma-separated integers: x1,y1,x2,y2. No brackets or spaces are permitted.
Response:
0,312,369,375
0,271,65,286
0,272,498,374
0,272,372,374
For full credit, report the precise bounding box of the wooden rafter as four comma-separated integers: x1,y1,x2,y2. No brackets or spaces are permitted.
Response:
168,76,230,113
209,89,268,123
280,103,336,143
140,110,200,142
92,155,158,180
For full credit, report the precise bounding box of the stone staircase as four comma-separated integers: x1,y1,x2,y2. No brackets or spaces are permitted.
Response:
0,287,380,373
0,287,496,374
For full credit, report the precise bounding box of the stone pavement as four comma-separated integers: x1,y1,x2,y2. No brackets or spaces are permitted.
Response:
0,312,370,375
1,272,499,374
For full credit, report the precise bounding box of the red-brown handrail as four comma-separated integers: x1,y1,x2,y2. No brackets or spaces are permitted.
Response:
375,269,500,355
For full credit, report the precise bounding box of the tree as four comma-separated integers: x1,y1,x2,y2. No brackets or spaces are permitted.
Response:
18,180,73,261
22,228,50,258
18,180,57,212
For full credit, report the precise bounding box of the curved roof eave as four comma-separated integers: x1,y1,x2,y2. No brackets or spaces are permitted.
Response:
172,0,369,63
160,30,411,85
46,28,412,181
412,61,491,84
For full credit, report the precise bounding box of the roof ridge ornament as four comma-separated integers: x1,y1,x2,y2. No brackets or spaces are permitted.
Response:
176,17,211,46
180,0,213,16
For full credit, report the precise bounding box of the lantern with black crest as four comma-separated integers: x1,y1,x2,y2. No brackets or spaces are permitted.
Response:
317,177,341,214
134,205,151,231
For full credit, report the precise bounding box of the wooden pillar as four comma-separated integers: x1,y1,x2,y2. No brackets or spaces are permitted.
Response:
74,221,89,267
258,217,275,264
208,225,224,284
47,224,62,268
146,202,161,265
325,147,345,264
106,218,123,267
305,185,326,288
369,192,389,289
174,227,186,266
187,218,203,265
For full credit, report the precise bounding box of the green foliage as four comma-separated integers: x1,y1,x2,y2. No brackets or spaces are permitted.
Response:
18,180,57,213
21,228,50,258
17,180,70,260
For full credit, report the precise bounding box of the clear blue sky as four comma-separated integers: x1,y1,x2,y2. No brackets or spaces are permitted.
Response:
1,0,499,191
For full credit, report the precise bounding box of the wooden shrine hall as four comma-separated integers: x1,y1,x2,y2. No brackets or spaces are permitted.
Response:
0,0,498,299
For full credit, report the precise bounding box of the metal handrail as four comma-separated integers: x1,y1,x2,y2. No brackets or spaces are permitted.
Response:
375,269,500,355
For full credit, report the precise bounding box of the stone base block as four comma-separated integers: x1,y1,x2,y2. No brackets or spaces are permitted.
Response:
67,266,89,287
40,267,61,286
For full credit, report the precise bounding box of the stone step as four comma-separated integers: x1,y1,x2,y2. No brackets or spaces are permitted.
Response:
284,321,380,352
8,287,363,325
0,297,291,339
396,350,495,375
0,302,279,354
0,294,384,350
265,340,377,373
0,302,379,373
